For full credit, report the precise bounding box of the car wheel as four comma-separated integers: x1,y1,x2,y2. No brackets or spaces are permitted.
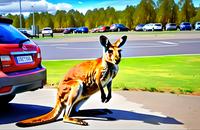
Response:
0,94,15,104
42,34,44,37
51,33,53,37
117,28,121,32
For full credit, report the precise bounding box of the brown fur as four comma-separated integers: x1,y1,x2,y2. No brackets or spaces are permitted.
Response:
16,35,127,127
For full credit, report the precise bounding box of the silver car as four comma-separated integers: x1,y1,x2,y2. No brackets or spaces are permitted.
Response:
195,22,200,30
165,23,177,31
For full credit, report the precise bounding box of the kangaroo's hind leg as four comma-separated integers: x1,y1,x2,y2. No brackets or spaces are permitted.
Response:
61,80,88,126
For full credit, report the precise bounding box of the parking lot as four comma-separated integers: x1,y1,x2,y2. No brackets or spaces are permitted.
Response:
34,31,200,60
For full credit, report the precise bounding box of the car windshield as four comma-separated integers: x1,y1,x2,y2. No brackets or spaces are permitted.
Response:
138,24,145,27
169,23,176,26
155,24,161,26
197,23,200,25
118,24,125,27
0,23,27,44
43,28,51,30
183,22,190,25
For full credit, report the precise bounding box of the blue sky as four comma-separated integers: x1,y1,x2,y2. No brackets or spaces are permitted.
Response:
48,0,200,10
0,0,199,15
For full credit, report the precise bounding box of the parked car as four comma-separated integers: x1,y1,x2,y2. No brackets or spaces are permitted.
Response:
98,25,110,32
74,27,88,33
135,24,145,31
142,23,154,31
165,23,177,31
153,23,163,31
63,27,77,34
179,22,192,31
41,27,53,37
110,24,129,32
143,23,162,31
195,21,200,30
18,28,33,38
0,17,46,104
91,27,99,33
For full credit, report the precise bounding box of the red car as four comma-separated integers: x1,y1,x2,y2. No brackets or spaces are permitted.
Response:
0,17,46,104
98,25,110,32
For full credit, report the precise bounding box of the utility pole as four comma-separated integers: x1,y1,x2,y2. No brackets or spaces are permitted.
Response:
19,0,22,29
32,5,35,36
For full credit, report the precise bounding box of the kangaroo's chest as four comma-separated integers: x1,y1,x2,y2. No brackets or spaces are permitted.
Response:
100,64,118,87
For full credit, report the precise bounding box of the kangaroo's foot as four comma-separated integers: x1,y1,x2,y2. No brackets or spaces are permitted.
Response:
63,116,88,126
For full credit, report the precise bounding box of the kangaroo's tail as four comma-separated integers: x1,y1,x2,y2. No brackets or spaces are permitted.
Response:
16,99,63,127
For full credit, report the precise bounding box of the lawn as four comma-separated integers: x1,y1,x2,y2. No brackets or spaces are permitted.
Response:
42,55,200,94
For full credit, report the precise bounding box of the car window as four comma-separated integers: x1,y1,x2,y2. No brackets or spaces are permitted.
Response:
183,22,190,25
118,24,125,27
0,23,27,44
43,28,51,30
170,23,176,26
155,24,161,26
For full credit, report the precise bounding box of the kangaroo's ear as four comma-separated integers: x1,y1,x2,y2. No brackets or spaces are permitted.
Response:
114,35,127,47
99,35,111,48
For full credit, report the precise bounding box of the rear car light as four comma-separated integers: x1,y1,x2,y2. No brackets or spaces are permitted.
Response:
37,52,41,59
0,55,12,68
0,55,11,61
0,86,12,93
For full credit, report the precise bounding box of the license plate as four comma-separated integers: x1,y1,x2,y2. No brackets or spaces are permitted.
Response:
16,55,33,64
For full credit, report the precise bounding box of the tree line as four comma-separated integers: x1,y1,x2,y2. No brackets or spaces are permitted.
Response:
6,0,200,30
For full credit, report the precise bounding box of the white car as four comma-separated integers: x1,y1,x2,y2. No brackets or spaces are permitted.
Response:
153,23,163,31
142,23,154,31
195,22,200,30
42,27,53,37
143,23,163,31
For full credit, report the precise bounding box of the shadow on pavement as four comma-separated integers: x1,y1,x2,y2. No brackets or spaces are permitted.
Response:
73,109,183,125
0,103,52,125
0,103,183,126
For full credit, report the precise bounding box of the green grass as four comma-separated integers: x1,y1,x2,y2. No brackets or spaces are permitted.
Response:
42,55,200,94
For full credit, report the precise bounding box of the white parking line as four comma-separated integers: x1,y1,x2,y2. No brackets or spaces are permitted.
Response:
39,44,69,47
178,41,200,43
158,41,178,45
40,41,179,50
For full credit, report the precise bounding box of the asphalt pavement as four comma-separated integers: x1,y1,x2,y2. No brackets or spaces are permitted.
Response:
34,32,200,60
1,89,200,130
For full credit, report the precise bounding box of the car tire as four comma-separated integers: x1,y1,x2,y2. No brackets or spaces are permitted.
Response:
0,94,15,104
117,28,120,32
51,33,53,37
42,34,44,37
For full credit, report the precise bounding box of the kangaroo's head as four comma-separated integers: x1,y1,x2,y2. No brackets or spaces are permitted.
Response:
100,35,127,64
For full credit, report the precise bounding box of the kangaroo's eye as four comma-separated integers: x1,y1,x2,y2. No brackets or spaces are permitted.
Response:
108,49,113,53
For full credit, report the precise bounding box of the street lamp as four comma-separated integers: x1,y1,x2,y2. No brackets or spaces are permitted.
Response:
31,5,35,36
19,0,22,29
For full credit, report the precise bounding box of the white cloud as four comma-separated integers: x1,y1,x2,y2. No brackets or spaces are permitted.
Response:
78,1,83,4
0,0,72,14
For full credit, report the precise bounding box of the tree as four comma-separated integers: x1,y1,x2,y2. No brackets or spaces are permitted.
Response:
133,0,156,27
7,14,25,28
190,8,200,24
178,0,196,23
156,0,179,25
54,10,67,28
121,5,135,29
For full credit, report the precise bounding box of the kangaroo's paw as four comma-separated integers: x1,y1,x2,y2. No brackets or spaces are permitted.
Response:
63,116,88,126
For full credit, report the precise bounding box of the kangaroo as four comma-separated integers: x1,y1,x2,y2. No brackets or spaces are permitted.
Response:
16,35,127,127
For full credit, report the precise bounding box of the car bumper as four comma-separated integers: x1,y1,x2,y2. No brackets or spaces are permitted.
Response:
0,66,46,96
